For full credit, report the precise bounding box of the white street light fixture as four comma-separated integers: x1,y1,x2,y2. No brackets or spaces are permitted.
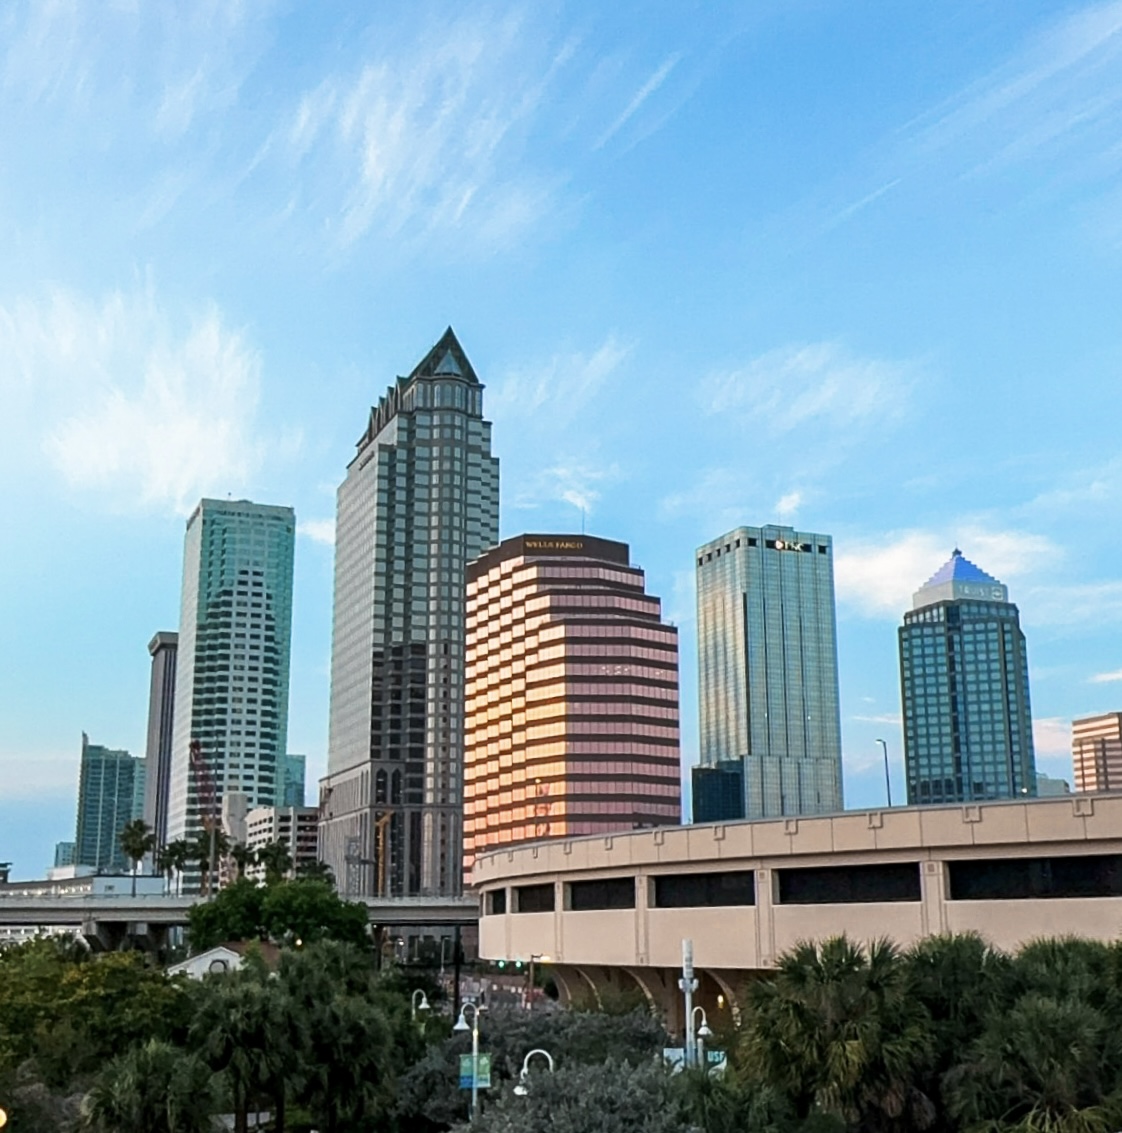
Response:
513,1048,555,1096
411,988,431,1022
692,1005,712,1069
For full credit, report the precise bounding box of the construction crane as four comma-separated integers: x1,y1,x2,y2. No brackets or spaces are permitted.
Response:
189,739,219,897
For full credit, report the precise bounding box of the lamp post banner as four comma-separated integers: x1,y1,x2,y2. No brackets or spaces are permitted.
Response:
459,1053,492,1089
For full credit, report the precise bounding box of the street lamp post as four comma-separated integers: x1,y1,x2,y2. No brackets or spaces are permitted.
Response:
513,1048,555,1096
411,988,431,1023
877,738,893,808
679,939,699,1068
454,1002,483,1122
692,1006,713,1070
526,953,550,1010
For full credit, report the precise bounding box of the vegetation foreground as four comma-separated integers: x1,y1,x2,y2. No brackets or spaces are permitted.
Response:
2,929,1122,1132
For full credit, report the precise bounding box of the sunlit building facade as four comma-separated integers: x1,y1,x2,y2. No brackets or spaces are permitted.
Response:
695,525,843,820
1072,713,1122,793
463,534,681,876
166,499,296,889
320,328,500,897
900,550,1036,805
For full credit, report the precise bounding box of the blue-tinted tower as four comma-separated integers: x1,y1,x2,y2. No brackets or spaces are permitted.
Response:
899,550,1037,805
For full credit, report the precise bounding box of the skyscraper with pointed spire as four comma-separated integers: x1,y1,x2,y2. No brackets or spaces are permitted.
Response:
319,329,499,897
899,549,1037,805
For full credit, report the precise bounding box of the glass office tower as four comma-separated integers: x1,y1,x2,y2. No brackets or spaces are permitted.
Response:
166,499,296,886
899,549,1037,804
695,525,843,819
75,733,145,873
320,328,500,897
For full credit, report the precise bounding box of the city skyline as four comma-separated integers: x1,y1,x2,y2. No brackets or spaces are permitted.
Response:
4,3,1122,876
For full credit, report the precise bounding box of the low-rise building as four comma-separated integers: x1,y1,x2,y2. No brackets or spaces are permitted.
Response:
245,806,319,880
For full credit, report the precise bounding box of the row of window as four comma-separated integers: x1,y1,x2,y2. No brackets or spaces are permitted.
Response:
483,855,1122,913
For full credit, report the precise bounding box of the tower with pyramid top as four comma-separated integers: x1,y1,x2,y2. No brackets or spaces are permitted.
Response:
320,328,499,897
899,549,1036,806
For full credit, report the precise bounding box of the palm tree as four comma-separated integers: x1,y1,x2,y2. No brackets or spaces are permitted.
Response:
741,935,935,1131
296,858,335,885
230,843,256,881
159,839,193,897
190,965,300,1133
82,1038,220,1132
119,819,156,898
946,992,1122,1133
904,932,1011,1126
257,840,293,886
190,829,231,897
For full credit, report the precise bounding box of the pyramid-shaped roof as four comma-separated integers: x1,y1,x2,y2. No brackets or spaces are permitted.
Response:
406,326,480,385
922,548,1002,589
912,548,1008,610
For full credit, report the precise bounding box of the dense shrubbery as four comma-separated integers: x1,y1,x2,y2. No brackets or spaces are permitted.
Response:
5,930,1122,1132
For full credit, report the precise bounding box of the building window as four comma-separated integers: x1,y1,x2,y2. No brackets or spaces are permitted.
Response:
514,883,555,913
484,888,507,915
777,863,922,904
653,870,755,907
948,855,1122,900
568,877,635,911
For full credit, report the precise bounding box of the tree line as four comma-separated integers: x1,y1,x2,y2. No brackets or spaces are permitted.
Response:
4,930,1122,1132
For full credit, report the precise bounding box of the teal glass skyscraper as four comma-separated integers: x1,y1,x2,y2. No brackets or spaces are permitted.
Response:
900,550,1037,805
166,499,296,881
320,328,499,897
75,733,145,873
695,525,843,819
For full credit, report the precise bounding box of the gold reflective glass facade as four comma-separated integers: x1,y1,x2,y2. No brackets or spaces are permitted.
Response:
463,535,681,877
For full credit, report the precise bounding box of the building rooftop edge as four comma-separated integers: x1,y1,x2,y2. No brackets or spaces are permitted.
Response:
471,791,1122,875
466,533,631,583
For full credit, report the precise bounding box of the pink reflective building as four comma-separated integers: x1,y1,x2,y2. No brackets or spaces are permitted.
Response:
464,535,681,876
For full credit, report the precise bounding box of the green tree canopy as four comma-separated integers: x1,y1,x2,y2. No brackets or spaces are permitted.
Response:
81,1039,219,1133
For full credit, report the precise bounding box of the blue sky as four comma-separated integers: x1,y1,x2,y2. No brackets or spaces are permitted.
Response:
3,1,1122,878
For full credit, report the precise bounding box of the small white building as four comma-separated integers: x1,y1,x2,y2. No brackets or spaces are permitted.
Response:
168,941,281,979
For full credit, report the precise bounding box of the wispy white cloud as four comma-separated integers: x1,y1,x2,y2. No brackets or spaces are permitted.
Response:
834,526,1058,619
908,1,1122,176
298,518,336,546
280,12,574,249
0,286,271,514
1033,716,1072,757
774,490,802,520
2,0,266,134
511,457,623,519
595,52,683,149
700,342,915,433
0,748,77,800
1090,668,1122,683
487,335,632,425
